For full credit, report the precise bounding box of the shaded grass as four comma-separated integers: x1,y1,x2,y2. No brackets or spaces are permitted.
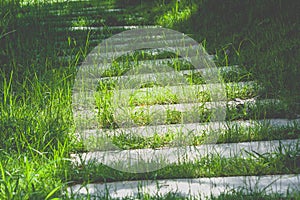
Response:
171,0,300,100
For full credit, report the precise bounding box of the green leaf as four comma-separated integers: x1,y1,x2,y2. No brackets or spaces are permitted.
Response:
45,186,61,200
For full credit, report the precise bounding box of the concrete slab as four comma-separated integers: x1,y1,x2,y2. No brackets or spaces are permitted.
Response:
68,174,300,199
77,118,300,139
71,138,300,167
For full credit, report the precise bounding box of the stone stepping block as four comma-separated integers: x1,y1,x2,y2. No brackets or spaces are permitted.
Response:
70,139,299,172
86,34,194,48
72,66,231,94
98,65,239,83
121,57,208,68
57,36,213,68
55,29,188,46
56,28,197,59
72,81,257,124
72,81,259,129
77,118,300,139
42,17,147,28
84,44,209,60
55,28,200,54
68,174,300,199
39,0,112,11
75,56,216,78
94,31,195,46
111,99,280,126
57,50,216,67
55,33,202,57
103,81,256,103
48,7,123,16
44,3,125,17
57,25,160,32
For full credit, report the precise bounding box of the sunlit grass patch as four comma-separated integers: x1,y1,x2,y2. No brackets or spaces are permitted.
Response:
156,0,198,28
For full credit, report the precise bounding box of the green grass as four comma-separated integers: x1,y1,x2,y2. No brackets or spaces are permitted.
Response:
172,0,300,100
1,0,299,199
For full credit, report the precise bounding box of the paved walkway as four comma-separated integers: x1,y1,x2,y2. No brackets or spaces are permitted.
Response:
43,1,300,198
